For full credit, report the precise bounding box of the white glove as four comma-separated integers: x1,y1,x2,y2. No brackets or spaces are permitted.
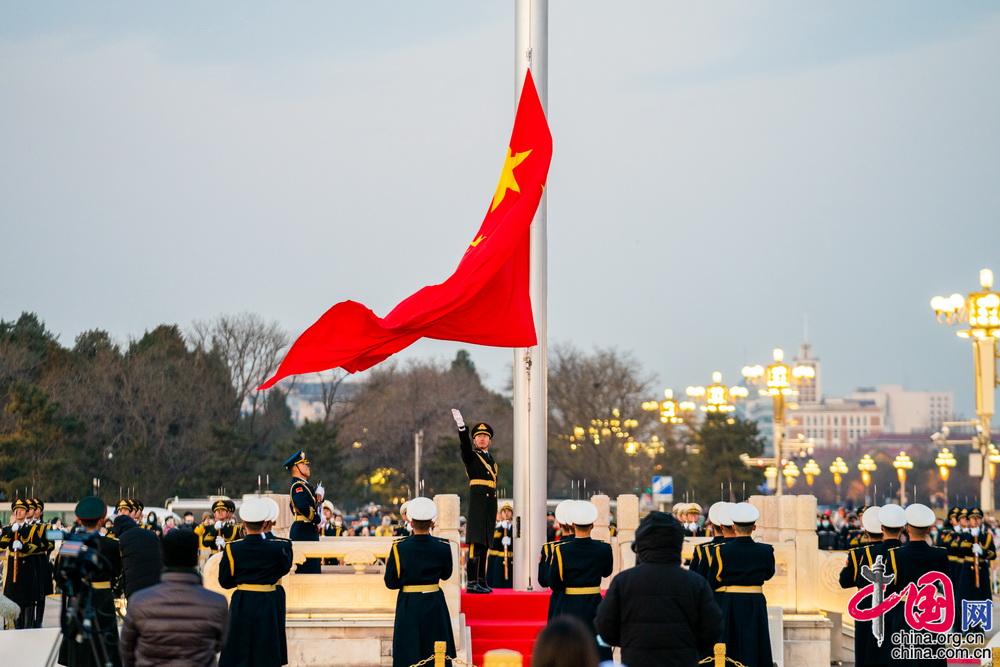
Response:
501,536,511,548
972,527,981,537
10,523,20,532
215,536,226,548
973,543,984,556
451,409,465,429
11,540,22,551
316,484,325,498
500,520,511,529
215,521,223,531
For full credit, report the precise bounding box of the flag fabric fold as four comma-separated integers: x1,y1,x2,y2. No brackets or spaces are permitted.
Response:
259,71,552,389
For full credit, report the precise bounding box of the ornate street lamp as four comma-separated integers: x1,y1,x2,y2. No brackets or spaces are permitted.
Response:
829,456,849,503
782,460,801,490
764,465,778,491
892,451,914,504
931,268,1000,511
642,388,696,425
858,454,877,503
686,371,749,414
802,459,821,487
990,443,1000,481
936,447,957,501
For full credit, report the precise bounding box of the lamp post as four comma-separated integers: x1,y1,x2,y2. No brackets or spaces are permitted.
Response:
742,348,816,496
858,454,877,504
803,459,821,487
782,460,801,490
642,388,697,425
990,443,1000,481
931,268,1000,512
764,465,778,492
936,447,957,502
892,451,914,505
686,371,749,415
830,456,849,503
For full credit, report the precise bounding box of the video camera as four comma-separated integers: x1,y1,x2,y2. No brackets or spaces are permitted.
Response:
55,529,108,589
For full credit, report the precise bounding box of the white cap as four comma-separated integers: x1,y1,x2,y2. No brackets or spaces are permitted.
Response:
571,500,599,526
708,502,733,527
407,497,437,522
239,497,269,523
730,502,760,525
672,502,690,517
686,502,703,515
862,507,882,534
265,497,280,522
878,504,906,529
555,499,575,526
400,501,409,517
905,503,936,528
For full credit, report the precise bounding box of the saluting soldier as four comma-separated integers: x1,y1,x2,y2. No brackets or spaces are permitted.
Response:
202,499,244,552
708,502,775,667
487,502,514,589
548,500,614,660
285,449,324,574
384,497,456,667
537,499,575,618
56,496,123,667
451,409,498,594
691,502,733,579
0,497,44,628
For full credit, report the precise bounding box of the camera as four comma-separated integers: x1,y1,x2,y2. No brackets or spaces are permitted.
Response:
56,529,107,588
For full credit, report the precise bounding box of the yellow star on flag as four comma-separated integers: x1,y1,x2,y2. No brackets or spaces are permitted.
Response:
490,147,532,212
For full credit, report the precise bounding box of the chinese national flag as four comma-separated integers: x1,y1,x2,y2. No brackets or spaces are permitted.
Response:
259,71,552,389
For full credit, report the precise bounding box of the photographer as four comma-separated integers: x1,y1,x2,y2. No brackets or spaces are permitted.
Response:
56,496,123,667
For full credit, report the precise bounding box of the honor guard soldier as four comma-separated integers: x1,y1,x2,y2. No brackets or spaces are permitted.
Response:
548,500,614,660
56,496,124,667
537,499,575,618
384,497,456,667
708,502,775,667
202,499,243,552
285,449,323,573
691,502,734,579
25,497,52,628
451,409,498,594
34,497,56,628
956,507,995,631
885,504,949,663
218,497,294,667
487,502,514,589
0,496,44,628
937,506,958,549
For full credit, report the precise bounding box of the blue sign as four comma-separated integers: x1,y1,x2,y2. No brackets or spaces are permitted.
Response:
652,475,673,501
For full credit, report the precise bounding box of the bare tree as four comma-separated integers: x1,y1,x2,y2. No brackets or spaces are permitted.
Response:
190,313,289,430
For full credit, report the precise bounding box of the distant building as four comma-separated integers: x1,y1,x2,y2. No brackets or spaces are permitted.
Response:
786,398,884,448
845,384,953,434
284,379,360,425
793,341,821,404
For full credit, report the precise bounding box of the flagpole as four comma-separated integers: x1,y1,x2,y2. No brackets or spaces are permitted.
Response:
513,0,548,591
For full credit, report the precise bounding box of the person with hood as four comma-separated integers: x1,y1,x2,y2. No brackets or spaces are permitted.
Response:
595,511,722,667
113,509,163,600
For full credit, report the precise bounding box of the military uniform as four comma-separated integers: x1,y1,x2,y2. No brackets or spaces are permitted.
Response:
0,498,47,629
486,519,513,589
285,449,322,574
458,422,498,592
218,531,294,667
953,508,995,632
202,500,245,552
838,538,901,667
548,535,613,657
56,497,123,667
28,498,54,628
384,532,456,667
708,533,775,667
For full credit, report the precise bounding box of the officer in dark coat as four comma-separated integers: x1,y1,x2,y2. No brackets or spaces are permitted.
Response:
708,502,775,667
285,449,323,574
548,500,614,660
384,497,456,667
486,502,513,589
112,512,162,600
451,409,498,594
23,497,50,629
56,496,124,667
955,507,995,632
691,502,733,579
218,497,294,667
537,499,575,618
885,504,949,667
0,496,44,628
201,499,244,552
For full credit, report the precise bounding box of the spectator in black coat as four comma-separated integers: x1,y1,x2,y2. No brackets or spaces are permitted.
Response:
113,514,163,599
595,511,722,667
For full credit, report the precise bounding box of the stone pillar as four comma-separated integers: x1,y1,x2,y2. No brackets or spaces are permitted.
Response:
793,495,819,613
615,494,639,575
591,494,611,543
434,494,463,645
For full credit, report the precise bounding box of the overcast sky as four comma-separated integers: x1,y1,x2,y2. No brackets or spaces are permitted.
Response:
2,2,999,415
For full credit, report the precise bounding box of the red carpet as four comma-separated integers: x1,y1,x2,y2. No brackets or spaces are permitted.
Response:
462,589,551,665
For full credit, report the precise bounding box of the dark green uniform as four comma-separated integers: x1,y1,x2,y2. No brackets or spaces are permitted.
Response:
384,534,456,667
486,521,513,589
459,424,498,590
289,477,321,574
0,515,46,629
218,534,294,667
201,520,244,552
708,536,775,667
954,526,995,632
548,536,613,659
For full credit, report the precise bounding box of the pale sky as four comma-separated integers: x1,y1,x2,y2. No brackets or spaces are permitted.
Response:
2,2,999,415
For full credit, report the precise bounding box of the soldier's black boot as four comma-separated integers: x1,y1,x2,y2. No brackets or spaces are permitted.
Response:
478,552,492,592
466,545,488,593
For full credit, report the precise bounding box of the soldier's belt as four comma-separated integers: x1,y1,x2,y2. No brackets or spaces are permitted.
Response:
716,585,763,594
469,479,496,489
565,586,601,595
90,581,112,590
237,584,277,592
488,550,511,558
948,556,961,562
294,516,315,522
402,584,440,593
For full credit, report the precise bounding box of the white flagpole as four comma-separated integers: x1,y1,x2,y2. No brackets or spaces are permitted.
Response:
513,0,548,591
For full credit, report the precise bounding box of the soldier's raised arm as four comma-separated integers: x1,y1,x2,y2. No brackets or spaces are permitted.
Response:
453,408,474,466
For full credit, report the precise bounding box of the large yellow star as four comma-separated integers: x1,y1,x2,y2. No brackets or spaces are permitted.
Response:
490,147,532,212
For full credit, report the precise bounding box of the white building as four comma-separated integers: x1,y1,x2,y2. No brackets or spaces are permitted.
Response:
845,384,953,434
786,398,884,448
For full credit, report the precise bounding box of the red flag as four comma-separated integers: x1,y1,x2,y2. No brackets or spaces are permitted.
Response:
259,72,552,389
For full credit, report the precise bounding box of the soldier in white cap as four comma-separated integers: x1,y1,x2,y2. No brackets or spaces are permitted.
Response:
548,500,614,660
707,502,774,667
691,502,733,579
384,497,455,667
